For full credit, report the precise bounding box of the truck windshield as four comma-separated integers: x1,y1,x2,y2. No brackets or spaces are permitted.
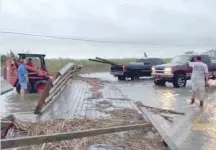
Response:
171,55,191,64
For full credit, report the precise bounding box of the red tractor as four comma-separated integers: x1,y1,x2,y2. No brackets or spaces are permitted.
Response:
3,53,53,94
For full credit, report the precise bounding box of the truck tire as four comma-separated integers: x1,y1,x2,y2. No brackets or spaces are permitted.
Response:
131,75,139,80
117,76,125,81
154,79,166,86
173,73,187,88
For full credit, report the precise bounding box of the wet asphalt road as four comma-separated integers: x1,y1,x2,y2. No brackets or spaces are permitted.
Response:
83,72,216,111
1,72,216,150
1,72,216,118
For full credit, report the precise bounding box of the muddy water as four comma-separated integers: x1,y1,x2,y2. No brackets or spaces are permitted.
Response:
0,78,13,95
0,91,39,119
1,72,216,119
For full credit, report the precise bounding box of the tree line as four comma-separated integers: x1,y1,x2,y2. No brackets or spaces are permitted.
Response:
1,49,216,64
1,50,17,63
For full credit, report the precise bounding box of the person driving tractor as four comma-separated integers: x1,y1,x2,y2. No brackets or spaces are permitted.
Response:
26,58,34,67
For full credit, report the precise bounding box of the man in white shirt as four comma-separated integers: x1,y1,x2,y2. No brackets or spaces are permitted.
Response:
188,56,209,107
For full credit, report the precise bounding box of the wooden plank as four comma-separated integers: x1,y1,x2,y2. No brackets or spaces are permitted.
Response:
52,63,74,86
44,74,70,105
34,64,78,114
140,107,178,150
34,79,53,114
1,115,15,138
1,123,152,149
49,69,74,94
41,84,67,113
135,101,185,115
1,115,15,128
58,63,74,76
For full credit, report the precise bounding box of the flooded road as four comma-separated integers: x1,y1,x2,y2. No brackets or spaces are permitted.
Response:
1,72,216,119
0,78,14,95
1,72,216,149
82,72,216,111
0,89,39,119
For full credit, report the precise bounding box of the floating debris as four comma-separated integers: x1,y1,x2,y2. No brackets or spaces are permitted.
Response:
135,101,185,115
107,98,131,101
6,108,165,150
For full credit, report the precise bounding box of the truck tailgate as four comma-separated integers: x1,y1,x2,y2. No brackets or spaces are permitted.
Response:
110,65,124,76
110,65,123,71
126,64,152,71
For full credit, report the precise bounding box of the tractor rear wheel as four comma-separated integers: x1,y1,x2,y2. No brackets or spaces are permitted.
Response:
16,83,21,94
16,82,32,94
34,80,46,93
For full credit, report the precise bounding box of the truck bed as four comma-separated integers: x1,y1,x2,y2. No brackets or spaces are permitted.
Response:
110,63,153,78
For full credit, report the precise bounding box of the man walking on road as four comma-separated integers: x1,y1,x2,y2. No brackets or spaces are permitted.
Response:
188,56,209,107
18,59,29,99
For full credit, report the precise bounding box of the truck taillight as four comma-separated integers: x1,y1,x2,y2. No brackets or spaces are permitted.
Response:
122,65,126,71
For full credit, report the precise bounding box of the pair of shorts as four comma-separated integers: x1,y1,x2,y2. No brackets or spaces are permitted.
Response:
192,80,205,93
20,82,27,90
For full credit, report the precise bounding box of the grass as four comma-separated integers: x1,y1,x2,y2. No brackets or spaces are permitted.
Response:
46,58,172,74
46,58,136,74
1,58,172,76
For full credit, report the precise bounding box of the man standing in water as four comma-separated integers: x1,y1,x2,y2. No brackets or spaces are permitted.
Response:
188,55,209,107
18,59,29,99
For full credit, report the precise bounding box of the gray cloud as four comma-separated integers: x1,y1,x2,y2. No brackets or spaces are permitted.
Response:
0,0,216,58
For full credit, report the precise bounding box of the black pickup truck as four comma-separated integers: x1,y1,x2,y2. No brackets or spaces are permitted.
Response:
152,54,216,88
89,57,165,80
110,58,165,80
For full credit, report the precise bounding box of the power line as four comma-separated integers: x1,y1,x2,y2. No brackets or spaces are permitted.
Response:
0,30,144,45
0,30,207,47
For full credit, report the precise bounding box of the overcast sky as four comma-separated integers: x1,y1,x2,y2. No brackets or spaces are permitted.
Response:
0,0,216,58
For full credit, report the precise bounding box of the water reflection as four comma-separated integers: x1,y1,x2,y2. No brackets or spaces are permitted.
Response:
0,92,39,118
81,72,117,82
203,101,216,150
202,125,216,150
153,86,177,109
0,79,13,94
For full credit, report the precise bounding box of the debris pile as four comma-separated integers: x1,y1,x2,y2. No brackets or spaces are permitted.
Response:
5,108,165,150
2,77,178,150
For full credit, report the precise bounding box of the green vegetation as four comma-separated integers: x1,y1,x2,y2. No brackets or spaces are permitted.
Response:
1,51,172,74
1,50,17,63
46,58,172,74
46,58,136,74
